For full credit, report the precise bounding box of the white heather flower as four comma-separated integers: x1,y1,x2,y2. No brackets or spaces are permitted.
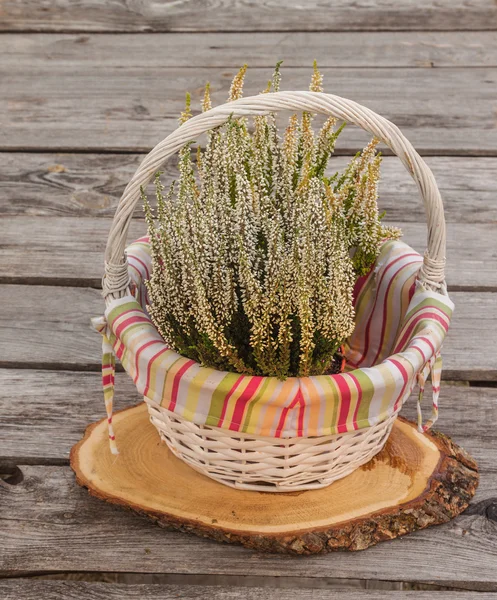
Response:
143,64,400,378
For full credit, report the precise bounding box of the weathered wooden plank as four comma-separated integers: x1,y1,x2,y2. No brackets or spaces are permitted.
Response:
1,580,496,600
0,461,495,584
2,217,495,291
0,367,495,466
0,286,494,379
2,67,496,153
0,576,404,594
2,153,496,223
1,0,496,32
5,32,497,69
0,285,102,371
0,370,141,463
0,152,173,218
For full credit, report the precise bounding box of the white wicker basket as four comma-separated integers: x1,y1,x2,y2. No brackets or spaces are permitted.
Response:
102,91,447,492
145,397,399,491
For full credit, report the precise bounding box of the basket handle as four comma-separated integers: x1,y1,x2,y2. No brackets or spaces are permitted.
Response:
103,91,446,300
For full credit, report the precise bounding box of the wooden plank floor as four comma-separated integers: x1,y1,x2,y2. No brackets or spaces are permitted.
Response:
2,581,497,600
3,64,496,153
2,0,497,32
1,2,496,598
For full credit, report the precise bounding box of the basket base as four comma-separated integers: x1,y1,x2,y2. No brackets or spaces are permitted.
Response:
145,398,398,492
71,403,478,554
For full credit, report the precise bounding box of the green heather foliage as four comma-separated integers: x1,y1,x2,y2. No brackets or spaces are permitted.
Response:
142,63,401,378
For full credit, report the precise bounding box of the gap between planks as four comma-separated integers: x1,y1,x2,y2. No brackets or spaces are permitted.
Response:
4,149,497,158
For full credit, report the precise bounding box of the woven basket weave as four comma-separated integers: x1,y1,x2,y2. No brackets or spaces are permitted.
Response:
101,91,448,492
145,398,399,491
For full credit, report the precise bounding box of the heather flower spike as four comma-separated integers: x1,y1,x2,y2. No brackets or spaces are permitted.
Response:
228,64,248,102
202,83,212,113
143,64,401,378
310,59,323,93
272,60,283,92
180,92,192,124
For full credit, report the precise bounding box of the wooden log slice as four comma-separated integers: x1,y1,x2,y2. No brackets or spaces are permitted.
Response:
71,403,478,554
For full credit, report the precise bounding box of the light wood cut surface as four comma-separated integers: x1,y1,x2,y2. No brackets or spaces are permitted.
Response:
71,404,478,554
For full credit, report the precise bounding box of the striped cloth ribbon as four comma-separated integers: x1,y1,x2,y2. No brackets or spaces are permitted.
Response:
417,351,443,432
92,239,453,452
91,316,119,455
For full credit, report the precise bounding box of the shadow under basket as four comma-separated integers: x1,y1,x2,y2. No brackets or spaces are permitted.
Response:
98,91,453,494
145,398,399,492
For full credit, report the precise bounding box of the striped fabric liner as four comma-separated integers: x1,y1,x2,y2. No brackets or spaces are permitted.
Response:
93,238,453,449
126,236,151,311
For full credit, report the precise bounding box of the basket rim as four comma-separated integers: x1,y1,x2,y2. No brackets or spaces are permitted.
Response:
98,237,454,439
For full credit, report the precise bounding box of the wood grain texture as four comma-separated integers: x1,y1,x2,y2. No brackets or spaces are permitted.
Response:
1,370,495,468
0,370,142,463
2,0,495,589
0,285,101,370
0,462,495,583
5,32,497,68
2,0,496,32
0,285,495,379
2,217,496,290
3,154,496,223
2,581,497,600
71,405,479,554
2,66,496,153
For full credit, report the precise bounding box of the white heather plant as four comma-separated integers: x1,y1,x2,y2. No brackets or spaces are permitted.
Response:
142,62,402,379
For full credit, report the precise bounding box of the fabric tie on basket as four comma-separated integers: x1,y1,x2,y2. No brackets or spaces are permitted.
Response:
91,316,119,455
416,351,443,432
92,238,453,453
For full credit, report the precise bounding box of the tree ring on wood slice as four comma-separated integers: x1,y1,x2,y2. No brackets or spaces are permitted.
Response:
70,403,479,554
